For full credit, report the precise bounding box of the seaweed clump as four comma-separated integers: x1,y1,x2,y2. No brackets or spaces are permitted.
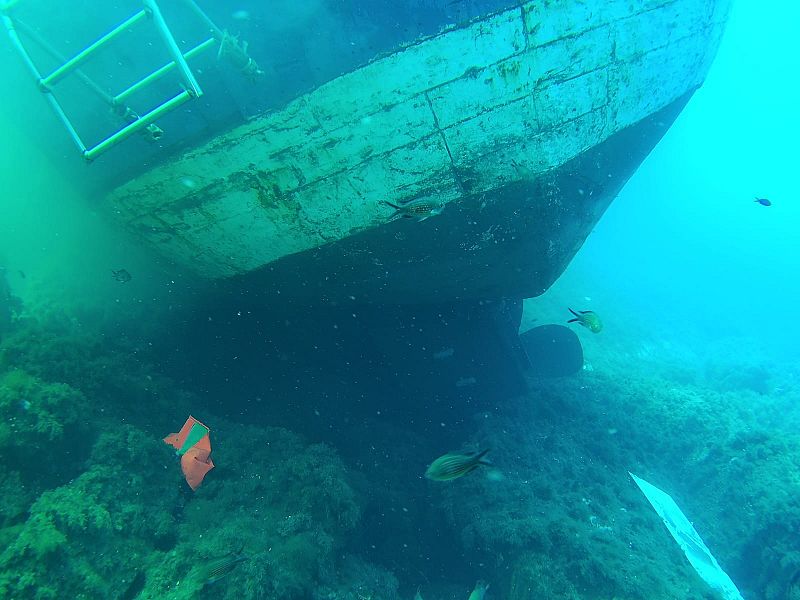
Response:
0,426,182,599
0,369,93,525
0,303,400,599
434,377,718,600
140,423,366,600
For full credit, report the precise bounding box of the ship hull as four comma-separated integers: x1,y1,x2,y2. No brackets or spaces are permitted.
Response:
108,0,731,303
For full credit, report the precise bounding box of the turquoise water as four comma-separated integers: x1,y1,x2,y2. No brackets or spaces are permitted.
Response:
1,1,799,599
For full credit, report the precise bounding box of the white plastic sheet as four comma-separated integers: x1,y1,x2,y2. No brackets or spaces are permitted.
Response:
630,472,744,600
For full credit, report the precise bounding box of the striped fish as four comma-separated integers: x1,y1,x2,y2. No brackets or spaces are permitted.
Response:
425,449,490,481
198,550,248,586
383,199,445,222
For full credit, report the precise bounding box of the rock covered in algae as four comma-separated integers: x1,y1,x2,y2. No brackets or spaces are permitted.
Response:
148,423,365,600
0,417,375,600
0,426,182,599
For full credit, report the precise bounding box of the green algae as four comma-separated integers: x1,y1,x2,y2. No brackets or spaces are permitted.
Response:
0,425,181,599
0,406,369,599
0,310,373,599
0,370,89,447
2,300,800,600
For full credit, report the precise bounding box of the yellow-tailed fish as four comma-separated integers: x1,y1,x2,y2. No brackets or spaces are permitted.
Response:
425,449,490,481
567,308,602,333
467,580,489,600
384,199,444,222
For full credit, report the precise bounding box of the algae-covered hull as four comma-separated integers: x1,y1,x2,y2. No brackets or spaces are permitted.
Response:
109,0,731,304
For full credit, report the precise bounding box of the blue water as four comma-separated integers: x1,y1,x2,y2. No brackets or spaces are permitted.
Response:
1,1,799,599
561,0,799,361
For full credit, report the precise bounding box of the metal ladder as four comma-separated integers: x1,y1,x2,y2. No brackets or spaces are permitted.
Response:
1,0,261,161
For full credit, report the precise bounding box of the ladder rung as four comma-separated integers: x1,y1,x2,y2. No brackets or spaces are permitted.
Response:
114,37,215,106
1,13,87,152
4,0,251,160
143,0,201,97
84,90,193,161
41,9,147,88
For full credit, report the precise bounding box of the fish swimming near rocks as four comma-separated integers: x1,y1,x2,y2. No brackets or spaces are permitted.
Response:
197,549,248,587
567,308,602,333
384,199,444,222
111,268,132,283
467,580,489,600
425,449,490,481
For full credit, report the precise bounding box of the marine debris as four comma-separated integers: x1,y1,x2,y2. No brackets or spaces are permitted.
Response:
163,415,215,490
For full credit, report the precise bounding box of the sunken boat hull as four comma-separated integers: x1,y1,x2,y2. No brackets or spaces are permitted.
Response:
108,0,732,304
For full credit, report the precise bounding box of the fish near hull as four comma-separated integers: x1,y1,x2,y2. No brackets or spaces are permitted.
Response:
213,97,696,308
107,0,732,305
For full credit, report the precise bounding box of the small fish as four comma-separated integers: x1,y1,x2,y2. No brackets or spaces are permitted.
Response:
468,580,490,600
383,199,444,222
754,197,771,207
198,550,248,586
414,587,424,600
111,269,132,283
425,449,490,481
567,308,602,333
